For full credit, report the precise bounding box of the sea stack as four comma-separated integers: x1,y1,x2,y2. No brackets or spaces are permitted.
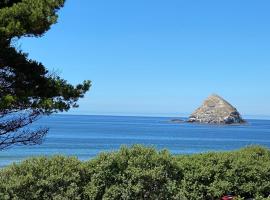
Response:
188,94,245,124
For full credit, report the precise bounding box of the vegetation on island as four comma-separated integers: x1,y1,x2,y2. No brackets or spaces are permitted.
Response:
0,145,270,200
0,0,90,149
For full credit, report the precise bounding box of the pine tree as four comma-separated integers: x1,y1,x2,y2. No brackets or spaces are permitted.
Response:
0,0,91,149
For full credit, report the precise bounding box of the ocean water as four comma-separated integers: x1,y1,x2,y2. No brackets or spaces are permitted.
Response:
1,114,270,167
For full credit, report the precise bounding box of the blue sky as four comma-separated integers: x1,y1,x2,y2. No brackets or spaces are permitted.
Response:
20,0,270,117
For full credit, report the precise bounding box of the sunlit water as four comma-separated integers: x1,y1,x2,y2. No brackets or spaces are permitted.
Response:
1,115,270,167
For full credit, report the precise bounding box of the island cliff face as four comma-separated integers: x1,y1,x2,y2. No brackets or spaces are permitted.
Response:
188,94,245,124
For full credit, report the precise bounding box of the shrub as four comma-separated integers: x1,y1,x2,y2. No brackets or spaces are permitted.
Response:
0,145,270,200
0,156,85,200
176,146,270,200
83,145,182,200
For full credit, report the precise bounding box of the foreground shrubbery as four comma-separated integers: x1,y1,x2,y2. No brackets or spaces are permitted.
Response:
0,146,270,200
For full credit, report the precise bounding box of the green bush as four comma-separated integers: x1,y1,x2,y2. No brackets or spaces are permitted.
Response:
177,146,270,200
83,145,182,200
0,156,85,200
0,145,270,200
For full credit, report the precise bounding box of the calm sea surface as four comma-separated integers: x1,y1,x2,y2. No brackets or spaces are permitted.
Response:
1,115,270,167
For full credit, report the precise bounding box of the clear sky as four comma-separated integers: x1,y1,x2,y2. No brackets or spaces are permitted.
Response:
20,0,270,117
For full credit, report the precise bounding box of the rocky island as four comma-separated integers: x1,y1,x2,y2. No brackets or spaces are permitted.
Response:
188,94,245,124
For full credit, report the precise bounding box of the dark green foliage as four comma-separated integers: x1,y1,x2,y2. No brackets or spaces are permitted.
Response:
0,0,65,39
0,145,270,200
0,46,90,114
0,156,85,200
0,0,91,149
83,145,182,200
177,146,270,200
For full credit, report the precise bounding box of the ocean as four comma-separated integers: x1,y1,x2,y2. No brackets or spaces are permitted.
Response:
1,114,270,167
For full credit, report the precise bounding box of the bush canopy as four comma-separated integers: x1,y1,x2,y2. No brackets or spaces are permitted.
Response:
0,145,270,200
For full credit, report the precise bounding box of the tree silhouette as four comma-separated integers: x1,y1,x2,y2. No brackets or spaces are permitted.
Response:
0,0,91,149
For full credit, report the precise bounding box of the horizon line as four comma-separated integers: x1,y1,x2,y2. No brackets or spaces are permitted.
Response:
53,113,270,120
